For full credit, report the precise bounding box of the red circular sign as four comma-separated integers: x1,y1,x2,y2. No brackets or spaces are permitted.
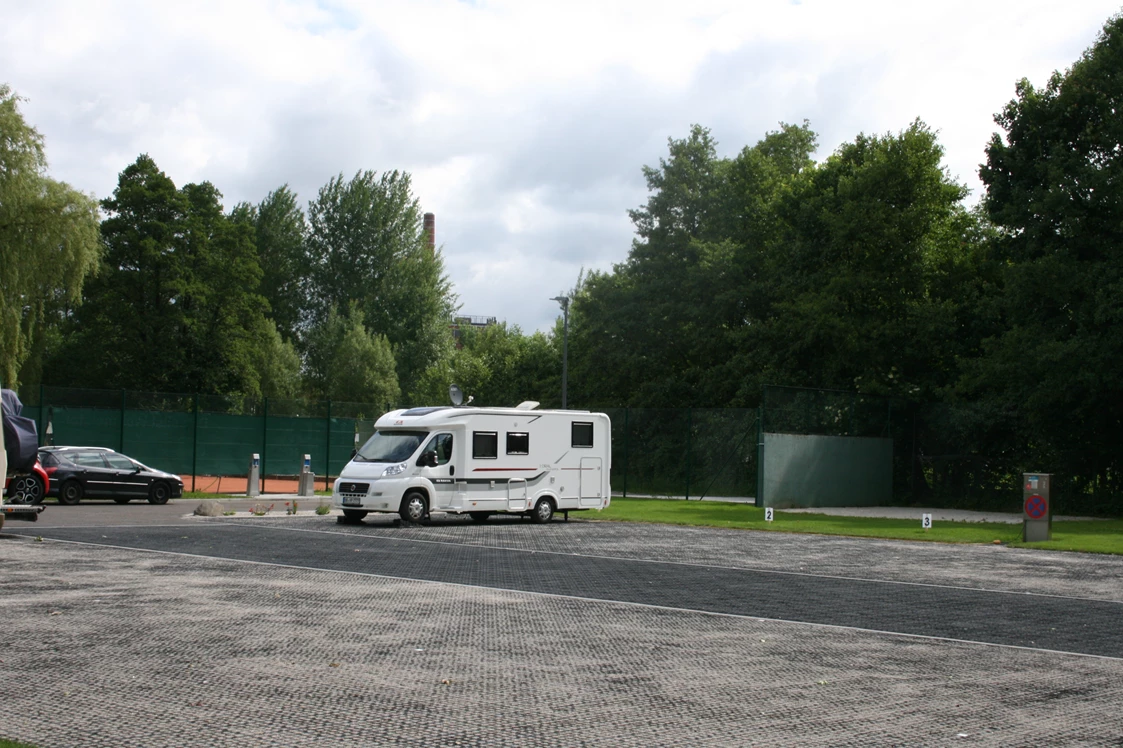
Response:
1025,494,1048,520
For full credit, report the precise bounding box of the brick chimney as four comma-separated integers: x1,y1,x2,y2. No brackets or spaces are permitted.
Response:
423,212,435,255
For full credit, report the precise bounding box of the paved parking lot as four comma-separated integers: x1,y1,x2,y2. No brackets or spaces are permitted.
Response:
2,506,1122,746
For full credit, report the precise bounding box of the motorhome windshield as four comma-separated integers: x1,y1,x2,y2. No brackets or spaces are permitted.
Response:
354,430,426,463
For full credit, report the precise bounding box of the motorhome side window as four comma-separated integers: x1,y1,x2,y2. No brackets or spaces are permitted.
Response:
572,422,594,448
473,431,498,459
506,432,529,455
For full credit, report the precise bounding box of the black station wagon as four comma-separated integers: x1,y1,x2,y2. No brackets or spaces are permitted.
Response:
38,446,184,505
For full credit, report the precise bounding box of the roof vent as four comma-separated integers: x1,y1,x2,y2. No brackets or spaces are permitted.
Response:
515,401,540,410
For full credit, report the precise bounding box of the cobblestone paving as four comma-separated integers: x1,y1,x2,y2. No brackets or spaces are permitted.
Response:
14,520,1123,657
261,512,1123,601
1,519,1122,746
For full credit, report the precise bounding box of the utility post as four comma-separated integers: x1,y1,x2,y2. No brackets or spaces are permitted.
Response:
550,295,570,409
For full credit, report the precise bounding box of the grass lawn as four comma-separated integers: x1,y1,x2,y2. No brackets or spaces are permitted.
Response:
595,498,1123,555
1,739,38,748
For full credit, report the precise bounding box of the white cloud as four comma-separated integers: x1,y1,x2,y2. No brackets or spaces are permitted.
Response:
3,0,1120,334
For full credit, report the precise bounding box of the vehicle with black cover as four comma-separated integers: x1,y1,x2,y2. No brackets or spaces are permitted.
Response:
1,389,46,524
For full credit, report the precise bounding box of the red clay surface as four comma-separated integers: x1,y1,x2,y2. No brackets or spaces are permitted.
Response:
180,474,333,494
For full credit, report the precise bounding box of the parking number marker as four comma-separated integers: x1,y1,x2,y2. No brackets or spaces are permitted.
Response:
922,513,932,530
765,507,774,522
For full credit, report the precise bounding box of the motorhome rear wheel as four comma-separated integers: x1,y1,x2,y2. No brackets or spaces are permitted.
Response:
531,497,554,523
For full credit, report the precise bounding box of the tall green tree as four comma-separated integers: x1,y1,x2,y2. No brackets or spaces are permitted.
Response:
49,155,271,397
249,318,302,399
177,181,270,395
698,121,819,405
573,120,983,410
581,125,729,407
234,185,307,342
51,156,186,389
968,13,1123,494
415,322,558,408
303,303,399,406
571,123,819,408
754,121,977,401
0,84,101,387
305,170,456,400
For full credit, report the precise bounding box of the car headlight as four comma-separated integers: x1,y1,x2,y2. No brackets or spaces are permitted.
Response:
382,462,408,477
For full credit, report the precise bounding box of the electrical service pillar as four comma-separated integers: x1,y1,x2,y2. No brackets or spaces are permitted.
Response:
1023,472,1052,542
247,453,261,497
298,453,315,497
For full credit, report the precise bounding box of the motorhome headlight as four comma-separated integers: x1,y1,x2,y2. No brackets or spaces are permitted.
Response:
382,462,408,477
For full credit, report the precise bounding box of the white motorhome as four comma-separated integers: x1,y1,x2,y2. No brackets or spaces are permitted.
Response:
331,402,611,524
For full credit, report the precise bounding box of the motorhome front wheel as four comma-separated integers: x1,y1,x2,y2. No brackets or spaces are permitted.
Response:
400,492,427,522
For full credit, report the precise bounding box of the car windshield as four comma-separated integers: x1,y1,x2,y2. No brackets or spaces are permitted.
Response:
354,430,426,463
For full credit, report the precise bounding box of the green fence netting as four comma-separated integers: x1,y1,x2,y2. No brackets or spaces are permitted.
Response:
25,383,1109,512
16,387,762,500
19,387,375,482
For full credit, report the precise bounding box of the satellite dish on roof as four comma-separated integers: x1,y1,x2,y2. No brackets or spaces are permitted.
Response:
449,384,464,407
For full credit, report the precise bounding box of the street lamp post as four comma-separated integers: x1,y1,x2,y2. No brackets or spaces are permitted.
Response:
551,296,569,409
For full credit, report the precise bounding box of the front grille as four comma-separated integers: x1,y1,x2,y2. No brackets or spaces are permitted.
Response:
338,482,370,495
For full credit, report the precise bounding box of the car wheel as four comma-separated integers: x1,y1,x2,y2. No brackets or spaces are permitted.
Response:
341,509,368,522
29,476,45,505
148,482,170,505
399,491,427,523
114,498,131,504
530,497,554,524
10,476,42,505
59,480,83,506
469,512,491,523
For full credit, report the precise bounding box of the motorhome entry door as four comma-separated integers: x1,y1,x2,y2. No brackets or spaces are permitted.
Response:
507,477,528,512
579,457,603,506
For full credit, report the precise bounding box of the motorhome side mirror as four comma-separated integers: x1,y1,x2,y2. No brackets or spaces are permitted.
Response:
418,451,438,468
350,448,357,460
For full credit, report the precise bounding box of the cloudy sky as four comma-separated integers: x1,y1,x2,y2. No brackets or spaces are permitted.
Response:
4,0,1120,334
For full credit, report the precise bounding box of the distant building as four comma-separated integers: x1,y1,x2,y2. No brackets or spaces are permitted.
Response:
450,315,497,347
426,214,498,346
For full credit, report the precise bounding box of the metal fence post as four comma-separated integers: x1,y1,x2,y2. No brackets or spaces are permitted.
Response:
622,407,629,498
120,389,126,453
685,407,692,500
756,404,765,507
191,393,199,493
37,383,45,446
910,406,917,500
325,399,332,492
262,397,268,480
850,391,856,436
